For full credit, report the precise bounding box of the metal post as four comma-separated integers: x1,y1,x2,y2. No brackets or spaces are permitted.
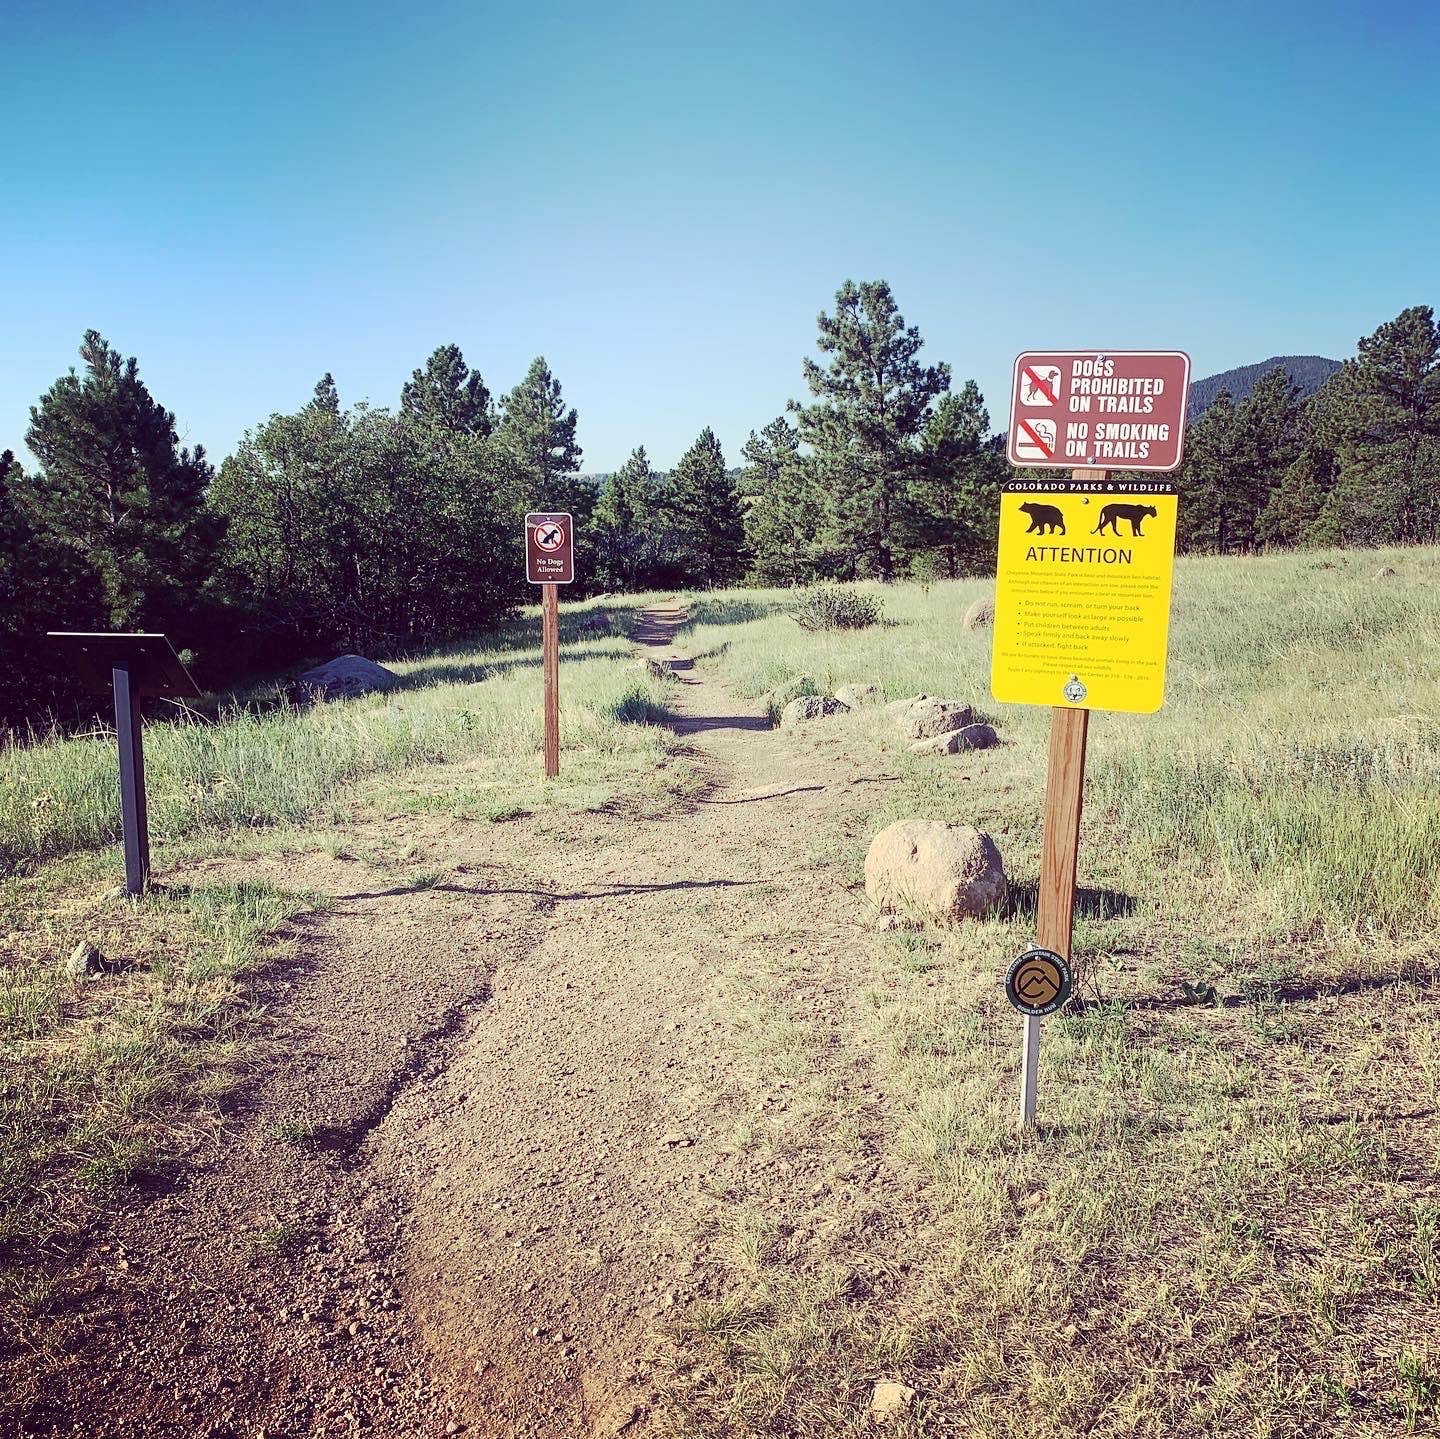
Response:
112,662,150,896
542,582,560,778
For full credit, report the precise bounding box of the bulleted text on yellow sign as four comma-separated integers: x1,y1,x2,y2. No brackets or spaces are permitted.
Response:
991,489,1178,713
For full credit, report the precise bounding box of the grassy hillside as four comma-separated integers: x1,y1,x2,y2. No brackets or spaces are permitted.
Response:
661,546,1440,1437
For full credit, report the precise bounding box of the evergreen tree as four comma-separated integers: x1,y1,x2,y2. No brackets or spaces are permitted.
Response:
901,381,1005,577
739,417,822,586
1313,305,1440,544
668,427,744,586
497,357,586,515
0,449,102,730
591,446,675,590
400,343,493,437
311,372,341,413
790,280,949,580
21,330,220,634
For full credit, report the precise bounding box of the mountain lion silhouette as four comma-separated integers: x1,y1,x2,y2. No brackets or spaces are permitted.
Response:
1093,502,1157,537
1019,501,1065,535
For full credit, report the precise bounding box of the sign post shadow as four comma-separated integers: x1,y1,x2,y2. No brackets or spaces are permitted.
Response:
48,633,201,897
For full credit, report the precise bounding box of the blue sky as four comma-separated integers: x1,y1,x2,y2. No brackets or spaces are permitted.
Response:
2,0,1437,474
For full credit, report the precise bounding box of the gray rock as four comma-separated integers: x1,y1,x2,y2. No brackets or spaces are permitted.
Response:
908,723,998,756
779,695,849,729
884,694,931,719
67,940,101,979
289,655,400,704
864,820,1007,924
834,683,882,708
963,595,995,630
1374,565,1397,580
638,657,677,681
902,699,979,740
764,674,820,717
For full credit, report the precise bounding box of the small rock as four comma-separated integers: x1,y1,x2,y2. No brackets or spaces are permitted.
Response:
963,594,995,630
764,675,819,714
1374,565,1397,580
638,657,676,681
446,1422,465,1436
869,1380,916,1424
66,941,101,979
884,694,930,719
834,683,882,708
901,699,978,740
864,819,1007,925
657,1131,692,1149
908,723,998,756
102,885,127,902
779,695,849,729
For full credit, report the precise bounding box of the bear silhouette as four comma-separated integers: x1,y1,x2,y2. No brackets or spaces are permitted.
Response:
1019,501,1065,536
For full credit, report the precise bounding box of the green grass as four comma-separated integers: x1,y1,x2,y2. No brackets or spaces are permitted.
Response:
0,595,685,874
657,546,1440,1439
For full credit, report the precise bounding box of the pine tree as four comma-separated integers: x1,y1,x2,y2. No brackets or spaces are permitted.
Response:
21,330,220,634
739,417,822,586
497,357,587,516
790,280,949,580
400,344,493,437
1313,306,1440,544
901,381,1005,577
668,427,744,587
591,446,666,590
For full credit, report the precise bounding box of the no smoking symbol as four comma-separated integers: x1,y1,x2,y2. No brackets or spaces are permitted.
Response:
536,523,565,551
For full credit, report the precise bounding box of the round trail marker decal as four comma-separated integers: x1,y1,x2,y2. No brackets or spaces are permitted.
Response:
1005,947,1073,1017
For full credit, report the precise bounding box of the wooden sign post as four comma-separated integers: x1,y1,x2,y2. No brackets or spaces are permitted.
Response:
996,350,1191,1129
541,581,560,779
525,512,574,780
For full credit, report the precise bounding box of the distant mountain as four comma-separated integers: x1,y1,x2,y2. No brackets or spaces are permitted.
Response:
1187,355,1342,416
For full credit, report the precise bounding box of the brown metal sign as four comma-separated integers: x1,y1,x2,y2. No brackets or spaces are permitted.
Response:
1008,350,1191,471
525,511,574,585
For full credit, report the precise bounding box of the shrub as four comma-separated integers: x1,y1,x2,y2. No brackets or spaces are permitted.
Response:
789,586,883,633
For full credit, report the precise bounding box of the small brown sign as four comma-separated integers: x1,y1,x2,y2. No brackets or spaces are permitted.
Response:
1008,350,1191,471
526,512,574,585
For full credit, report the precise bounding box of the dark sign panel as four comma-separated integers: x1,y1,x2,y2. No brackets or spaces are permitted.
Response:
525,511,574,585
1008,351,1191,471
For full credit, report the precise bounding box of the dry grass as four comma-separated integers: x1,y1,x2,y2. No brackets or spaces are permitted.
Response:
655,546,1440,1438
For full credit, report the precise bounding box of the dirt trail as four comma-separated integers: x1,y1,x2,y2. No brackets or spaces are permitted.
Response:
21,603,891,1438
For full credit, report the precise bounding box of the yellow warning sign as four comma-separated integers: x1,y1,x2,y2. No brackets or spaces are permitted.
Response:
991,488,1178,713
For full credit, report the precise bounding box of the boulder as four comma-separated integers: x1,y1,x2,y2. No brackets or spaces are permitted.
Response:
901,699,978,740
868,1380,916,1425
834,682,882,709
908,723,998,756
885,694,930,719
963,595,995,630
289,655,400,704
779,695,849,729
864,820,1007,924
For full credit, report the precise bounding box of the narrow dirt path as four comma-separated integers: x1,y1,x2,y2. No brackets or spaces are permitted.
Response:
23,604,896,1438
